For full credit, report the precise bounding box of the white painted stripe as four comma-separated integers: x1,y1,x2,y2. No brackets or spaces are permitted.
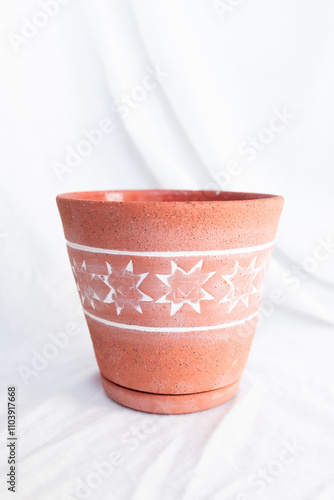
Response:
66,240,274,257
83,309,259,332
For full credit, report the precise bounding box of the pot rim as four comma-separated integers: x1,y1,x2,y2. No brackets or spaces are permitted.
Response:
56,189,283,204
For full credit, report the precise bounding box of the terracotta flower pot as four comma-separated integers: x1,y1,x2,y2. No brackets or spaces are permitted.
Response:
57,190,283,414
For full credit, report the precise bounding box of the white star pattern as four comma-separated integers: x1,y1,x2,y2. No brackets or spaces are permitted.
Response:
220,257,261,313
71,259,99,309
156,260,215,316
256,254,271,299
70,253,269,317
99,260,153,315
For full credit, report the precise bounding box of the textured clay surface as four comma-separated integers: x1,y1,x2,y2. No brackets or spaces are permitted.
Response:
57,190,284,413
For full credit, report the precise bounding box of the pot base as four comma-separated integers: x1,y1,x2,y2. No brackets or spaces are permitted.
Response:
101,375,240,414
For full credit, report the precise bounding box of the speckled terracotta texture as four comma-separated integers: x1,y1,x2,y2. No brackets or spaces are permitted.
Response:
57,190,284,414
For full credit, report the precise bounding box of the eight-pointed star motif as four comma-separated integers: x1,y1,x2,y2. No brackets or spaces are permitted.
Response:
220,257,261,313
99,260,152,315
71,259,98,309
156,260,215,316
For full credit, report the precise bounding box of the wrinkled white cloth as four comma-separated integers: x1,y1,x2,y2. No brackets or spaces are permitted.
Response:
1,1,334,499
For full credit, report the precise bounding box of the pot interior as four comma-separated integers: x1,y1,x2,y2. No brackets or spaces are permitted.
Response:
57,190,279,203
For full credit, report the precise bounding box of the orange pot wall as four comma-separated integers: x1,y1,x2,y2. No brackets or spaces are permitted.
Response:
57,190,284,414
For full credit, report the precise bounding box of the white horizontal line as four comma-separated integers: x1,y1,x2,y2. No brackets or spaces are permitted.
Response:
66,240,274,257
83,309,259,332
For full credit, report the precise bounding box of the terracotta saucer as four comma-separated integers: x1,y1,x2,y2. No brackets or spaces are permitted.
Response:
101,374,240,414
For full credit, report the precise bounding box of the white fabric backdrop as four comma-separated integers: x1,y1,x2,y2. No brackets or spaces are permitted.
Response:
1,1,334,499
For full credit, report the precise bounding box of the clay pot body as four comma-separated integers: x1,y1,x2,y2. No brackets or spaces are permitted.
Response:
57,190,284,414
